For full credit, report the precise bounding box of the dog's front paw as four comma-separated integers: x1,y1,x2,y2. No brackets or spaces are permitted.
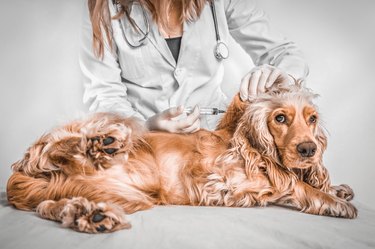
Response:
335,200,358,219
60,197,131,233
318,199,358,219
331,184,354,201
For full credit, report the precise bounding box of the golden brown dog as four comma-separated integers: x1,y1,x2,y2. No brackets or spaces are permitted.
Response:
7,84,357,233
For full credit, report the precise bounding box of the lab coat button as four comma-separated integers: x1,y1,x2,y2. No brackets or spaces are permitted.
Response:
174,68,182,77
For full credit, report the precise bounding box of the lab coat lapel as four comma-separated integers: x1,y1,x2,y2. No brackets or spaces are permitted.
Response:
148,21,177,67
177,20,196,66
127,6,176,67
140,6,202,68
145,11,197,68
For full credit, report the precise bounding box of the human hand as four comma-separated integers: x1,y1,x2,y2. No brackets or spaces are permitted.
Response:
239,65,295,101
146,106,200,133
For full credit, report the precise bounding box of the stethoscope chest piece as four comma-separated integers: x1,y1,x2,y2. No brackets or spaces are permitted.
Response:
214,41,229,60
210,1,229,60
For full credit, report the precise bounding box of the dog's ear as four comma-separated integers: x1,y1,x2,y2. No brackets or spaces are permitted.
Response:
315,124,328,152
302,124,331,191
246,104,278,160
248,115,275,157
303,161,331,192
231,103,278,163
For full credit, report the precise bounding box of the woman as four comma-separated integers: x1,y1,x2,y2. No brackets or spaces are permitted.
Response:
79,0,308,132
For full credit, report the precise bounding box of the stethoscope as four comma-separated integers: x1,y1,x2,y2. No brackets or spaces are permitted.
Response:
112,0,229,60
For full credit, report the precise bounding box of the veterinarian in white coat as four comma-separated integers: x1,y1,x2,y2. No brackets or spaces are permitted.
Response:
79,0,308,131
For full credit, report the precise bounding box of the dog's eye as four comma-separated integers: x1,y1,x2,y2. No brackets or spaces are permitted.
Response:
275,114,286,123
309,115,317,124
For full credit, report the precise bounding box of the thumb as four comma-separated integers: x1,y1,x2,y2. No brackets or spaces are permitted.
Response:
161,105,184,119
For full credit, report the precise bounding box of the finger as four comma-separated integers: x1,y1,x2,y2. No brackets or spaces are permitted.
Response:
161,105,184,119
181,118,200,133
265,69,283,89
248,69,262,97
277,72,294,86
239,72,252,101
257,68,271,94
175,105,200,130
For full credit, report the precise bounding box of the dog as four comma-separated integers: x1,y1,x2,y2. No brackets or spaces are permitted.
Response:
6,83,357,233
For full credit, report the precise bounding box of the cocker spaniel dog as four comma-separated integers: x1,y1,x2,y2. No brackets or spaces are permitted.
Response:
7,83,357,233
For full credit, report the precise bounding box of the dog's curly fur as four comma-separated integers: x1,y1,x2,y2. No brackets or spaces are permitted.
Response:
6,84,357,233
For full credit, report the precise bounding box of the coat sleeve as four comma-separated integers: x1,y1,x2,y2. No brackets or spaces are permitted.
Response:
79,0,145,120
224,0,309,80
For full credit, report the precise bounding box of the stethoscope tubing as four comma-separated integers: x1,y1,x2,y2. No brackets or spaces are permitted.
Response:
113,0,229,60
113,0,150,48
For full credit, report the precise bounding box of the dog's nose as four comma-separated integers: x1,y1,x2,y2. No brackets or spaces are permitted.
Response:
297,142,317,157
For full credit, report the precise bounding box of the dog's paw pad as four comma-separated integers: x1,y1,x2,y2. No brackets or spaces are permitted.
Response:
61,198,131,233
96,225,107,232
103,148,118,155
92,213,105,223
88,135,123,156
103,137,115,146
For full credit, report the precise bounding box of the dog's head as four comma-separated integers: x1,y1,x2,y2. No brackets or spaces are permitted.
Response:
233,83,327,170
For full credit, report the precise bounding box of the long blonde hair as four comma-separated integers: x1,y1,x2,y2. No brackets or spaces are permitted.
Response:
88,0,210,59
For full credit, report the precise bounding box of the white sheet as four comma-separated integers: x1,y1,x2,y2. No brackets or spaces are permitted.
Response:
1,191,374,249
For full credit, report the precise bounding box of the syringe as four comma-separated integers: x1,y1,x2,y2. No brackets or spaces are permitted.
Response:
184,107,226,115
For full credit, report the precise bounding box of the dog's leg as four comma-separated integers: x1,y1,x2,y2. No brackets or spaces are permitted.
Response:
36,197,131,233
300,167,355,201
47,121,136,174
277,181,357,218
85,122,135,168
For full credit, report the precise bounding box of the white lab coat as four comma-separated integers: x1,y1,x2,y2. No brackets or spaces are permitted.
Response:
79,0,308,130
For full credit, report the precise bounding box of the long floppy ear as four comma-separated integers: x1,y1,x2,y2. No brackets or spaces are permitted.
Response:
245,102,278,161
302,124,331,191
231,100,279,167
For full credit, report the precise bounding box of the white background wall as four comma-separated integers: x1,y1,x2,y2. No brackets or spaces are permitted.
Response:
0,0,374,207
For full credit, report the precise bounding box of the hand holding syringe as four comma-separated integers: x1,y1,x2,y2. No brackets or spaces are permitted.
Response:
146,106,225,133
